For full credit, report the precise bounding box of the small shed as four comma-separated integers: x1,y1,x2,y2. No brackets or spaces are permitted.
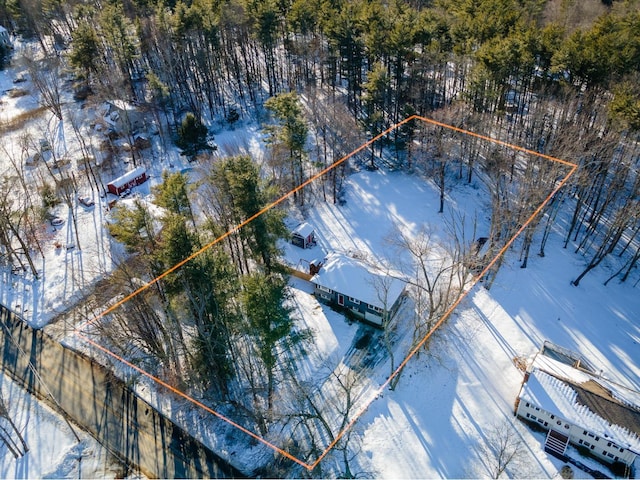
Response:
291,222,315,249
107,166,148,195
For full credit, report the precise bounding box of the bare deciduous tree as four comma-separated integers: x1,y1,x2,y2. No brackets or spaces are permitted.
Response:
0,391,28,458
481,420,527,479
25,54,63,121
393,225,469,346
92,260,188,384
281,360,371,479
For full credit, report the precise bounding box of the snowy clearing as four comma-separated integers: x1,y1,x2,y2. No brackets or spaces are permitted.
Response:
1,43,638,476
0,372,127,479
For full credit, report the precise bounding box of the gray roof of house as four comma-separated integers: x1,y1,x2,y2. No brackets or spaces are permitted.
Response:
310,252,405,310
570,379,640,438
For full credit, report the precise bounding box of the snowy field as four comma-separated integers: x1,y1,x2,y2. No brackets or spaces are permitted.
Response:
114,164,638,478
1,43,639,477
0,372,127,478
281,168,640,477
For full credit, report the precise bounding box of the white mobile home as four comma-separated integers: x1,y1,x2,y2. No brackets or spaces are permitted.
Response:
516,343,640,474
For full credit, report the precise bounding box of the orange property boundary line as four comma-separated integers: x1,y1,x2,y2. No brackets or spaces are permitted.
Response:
74,115,578,471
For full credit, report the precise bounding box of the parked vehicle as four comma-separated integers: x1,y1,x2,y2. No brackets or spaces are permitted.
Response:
39,139,52,152
78,195,95,207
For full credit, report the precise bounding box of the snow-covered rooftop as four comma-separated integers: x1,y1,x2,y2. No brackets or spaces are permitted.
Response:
108,166,146,189
107,99,139,112
533,353,640,414
521,354,640,454
292,222,314,238
310,252,405,310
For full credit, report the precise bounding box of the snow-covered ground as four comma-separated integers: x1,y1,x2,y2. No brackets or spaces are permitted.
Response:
0,372,127,478
0,69,265,328
1,42,639,477
281,168,640,477
122,163,636,478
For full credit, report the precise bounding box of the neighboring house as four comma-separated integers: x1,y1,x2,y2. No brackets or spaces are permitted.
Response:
102,100,145,134
291,222,315,249
0,26,12,50
310,252,406,327
107,167,148,195
515,342,640,475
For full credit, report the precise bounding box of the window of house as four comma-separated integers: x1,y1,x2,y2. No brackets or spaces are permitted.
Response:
369,305,382,313
550,415,555,419
607,453,614,458
564,424,570,429
587,433,595,438
531,415,537,421
348,297,360,304
584,442,590,447
556,421,562,426
619,448,624,452
590,445,595,450
321,293,331,300
317,285,332,293
544,421,548,427
526,413,530,418
603,450,607,456
526,402,530,408
595,436,600,441
615,456,619,461
537,418,544,425
578,439,583,445
607,442,611,447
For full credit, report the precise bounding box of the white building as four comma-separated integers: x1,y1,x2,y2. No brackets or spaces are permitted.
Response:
516,342,640,475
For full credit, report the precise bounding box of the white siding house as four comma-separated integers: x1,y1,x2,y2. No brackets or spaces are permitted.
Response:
516,344,640,473
102,100,145,134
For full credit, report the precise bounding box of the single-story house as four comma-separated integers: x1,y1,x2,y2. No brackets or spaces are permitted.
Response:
102,100,145,134
515,342,640,473
310,252,406,327
291,222,315,249
107,166,148,195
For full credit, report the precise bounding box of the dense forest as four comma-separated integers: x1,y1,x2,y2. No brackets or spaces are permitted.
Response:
1,0,637,284
0,0,639,476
